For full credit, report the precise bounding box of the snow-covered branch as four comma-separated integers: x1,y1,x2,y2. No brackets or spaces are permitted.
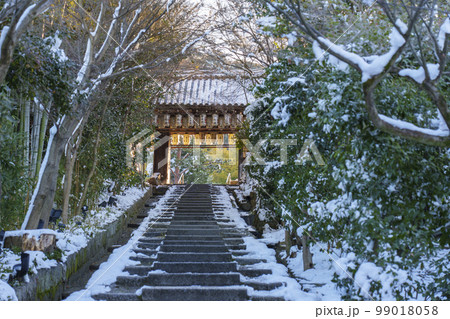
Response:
0,0,54,83
259,0,449,146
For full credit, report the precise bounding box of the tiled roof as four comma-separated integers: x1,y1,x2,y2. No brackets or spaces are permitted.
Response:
156,76,255,107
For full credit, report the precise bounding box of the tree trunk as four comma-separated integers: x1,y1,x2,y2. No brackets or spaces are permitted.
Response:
35,108,49,179
24,100,30,168
75,103,108,216
285,229,292,257
61,125,84,224
30,101,42,178
22,112,84,230
301,234,313,271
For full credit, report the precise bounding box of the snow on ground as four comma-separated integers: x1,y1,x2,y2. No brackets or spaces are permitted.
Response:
215,186,345,300
215,186,343,301
64,186,179,301
0,185,149,301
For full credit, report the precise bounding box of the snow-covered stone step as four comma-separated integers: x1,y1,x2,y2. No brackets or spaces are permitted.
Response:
168,224,220,229
136,242,161,250
139,286,248,301
238,268,272,277
234,258,267,265
162,240,224,246
129,255,156,265
123,265,154,276
171,215,216,221
157,252,232,262
164,234,223,241
93,292,139,301
250,295,285,301
169,220,217,225
132,248,158,256
145,273,242,286
166,228,221,236
160,244,228,253
243,281,284,291
152,261,237,273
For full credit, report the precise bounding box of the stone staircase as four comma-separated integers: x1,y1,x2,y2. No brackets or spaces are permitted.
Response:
92,184,285,301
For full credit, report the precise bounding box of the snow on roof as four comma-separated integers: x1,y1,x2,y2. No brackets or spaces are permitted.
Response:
156,76,255,107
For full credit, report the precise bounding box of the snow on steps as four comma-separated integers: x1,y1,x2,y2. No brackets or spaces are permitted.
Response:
83,185,306,301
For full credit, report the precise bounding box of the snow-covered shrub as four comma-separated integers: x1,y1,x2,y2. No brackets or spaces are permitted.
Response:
243,56,449,300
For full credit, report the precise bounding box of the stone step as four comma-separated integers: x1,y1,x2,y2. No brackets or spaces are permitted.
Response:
168,224,219,229
251,295,285,301
138,238,164,244
124,265,153,276
176,204,214,207
148,218,172,223
132,249,157,256
157,252,232,262
140,286,248,301
152,261,237,273
238,268,272,277
164,235,223,241
162,240,224,246
170,221,218,225
115,276,147,287
225,244,246,250
173,212,215,216
142,232,166,238
93,293,139,301
176,208,213,212
136,243,160,250
222,233,247,238
171,216,216,221
223,238,244,244
146,273,241,286
234,258,266,265
129,255,156,264
243,281,284,291
166,229,221,236
160,245,228,253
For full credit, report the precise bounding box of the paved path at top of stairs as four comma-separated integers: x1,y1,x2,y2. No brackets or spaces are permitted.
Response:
92,184,286,301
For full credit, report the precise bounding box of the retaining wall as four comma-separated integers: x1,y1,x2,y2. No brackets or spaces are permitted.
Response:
13,187,154,301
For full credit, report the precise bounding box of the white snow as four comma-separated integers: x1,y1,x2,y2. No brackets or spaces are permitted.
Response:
95,2,122,60
181,31,210,55
64,186,178,300
15,4,36,32
76,38,92,83
214,186,322,301
46,32,68,62
312,40,324,61
0,280,17,301
256,16,277,28
427,63,440,80
318,24,406,82
379,114,450,137
399,66,426,83
0,26,10,60
395,19,408,34
399,63,440,83
438,17,450,51
4,229,57,240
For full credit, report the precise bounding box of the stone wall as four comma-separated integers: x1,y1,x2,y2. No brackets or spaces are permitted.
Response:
13,187,154,301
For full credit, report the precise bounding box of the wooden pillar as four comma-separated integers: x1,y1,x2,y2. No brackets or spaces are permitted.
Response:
153,132,171,184
238,148,244,181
